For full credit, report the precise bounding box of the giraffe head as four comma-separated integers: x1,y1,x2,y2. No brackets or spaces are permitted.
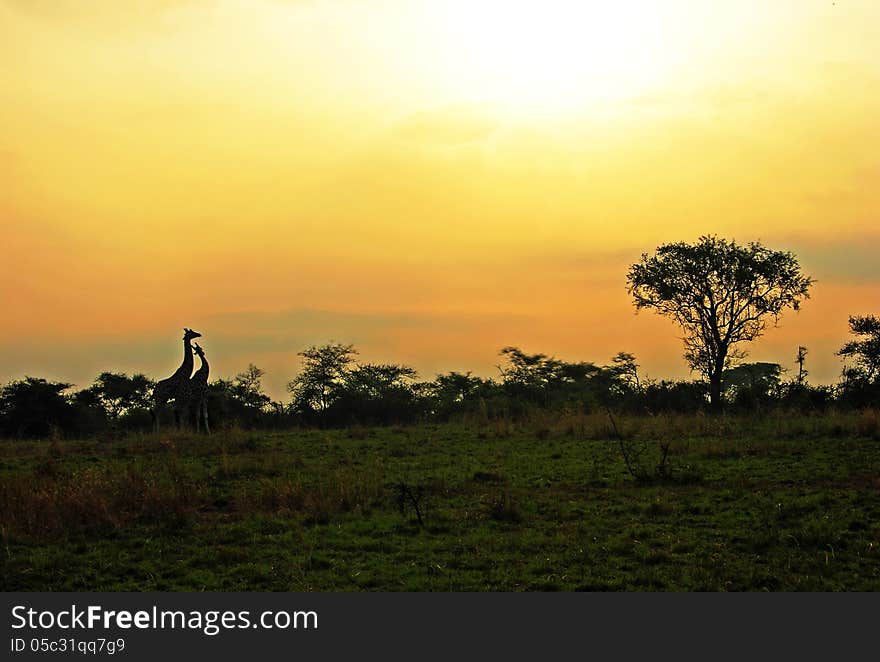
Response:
193,342,206,358
183,328,202,342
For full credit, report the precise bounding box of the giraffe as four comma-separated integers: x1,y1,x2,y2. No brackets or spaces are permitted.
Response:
189,342,210,434
151,328,201,430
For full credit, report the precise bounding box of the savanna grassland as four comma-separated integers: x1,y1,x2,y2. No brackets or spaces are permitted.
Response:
2,412,880,592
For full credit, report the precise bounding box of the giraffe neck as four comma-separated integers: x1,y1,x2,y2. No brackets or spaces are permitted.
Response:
195,354,209,381
176,337,195,379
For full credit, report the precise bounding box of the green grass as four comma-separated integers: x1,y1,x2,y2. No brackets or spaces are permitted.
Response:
1,412,879,591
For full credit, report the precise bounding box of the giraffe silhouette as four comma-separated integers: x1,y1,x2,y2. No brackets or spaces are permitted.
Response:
152,327,201,430
189,342,210,434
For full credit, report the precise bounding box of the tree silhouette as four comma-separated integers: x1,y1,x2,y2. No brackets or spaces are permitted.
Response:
0,377,74,438
232,364,271,412
626,236,812,409
88,372,153,419
431,371,486,404
837,314,880,384
796,346,809,385
287,343,357,415
428,371,492,419
722,362,783,410
343,363,417,399
497,347,562,401
609,352,641,391
337,363,419,424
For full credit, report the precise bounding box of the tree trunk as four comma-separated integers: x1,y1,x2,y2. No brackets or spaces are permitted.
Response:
708,373,723,412
708,353,726,412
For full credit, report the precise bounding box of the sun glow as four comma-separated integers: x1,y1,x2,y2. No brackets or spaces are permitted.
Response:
432,0,682,114
2,0,879,391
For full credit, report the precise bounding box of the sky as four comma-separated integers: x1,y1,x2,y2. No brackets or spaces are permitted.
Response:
2,0,879,398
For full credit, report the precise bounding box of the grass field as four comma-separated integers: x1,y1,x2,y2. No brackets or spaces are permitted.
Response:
2,412,879,591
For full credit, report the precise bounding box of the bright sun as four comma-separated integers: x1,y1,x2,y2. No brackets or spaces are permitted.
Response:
432,0,681,115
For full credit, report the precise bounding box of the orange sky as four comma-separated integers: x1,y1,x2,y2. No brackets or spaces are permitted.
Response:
2,0,879,397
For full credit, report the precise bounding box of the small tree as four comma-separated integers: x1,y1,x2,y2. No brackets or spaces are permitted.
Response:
626,236,812,410
337,363,419,424
287,343,357,415
426,372,494,420
89,372,154,419
0,377,75,438
497,347,560,392
497,346,602,409
723,362,783,410
608,352,641,390
837,315,880,384
795,346,809,385
343,363,418,399
232,364,271,412
431,371,485,404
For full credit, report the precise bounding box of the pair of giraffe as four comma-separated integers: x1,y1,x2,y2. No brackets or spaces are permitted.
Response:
151,328,211,433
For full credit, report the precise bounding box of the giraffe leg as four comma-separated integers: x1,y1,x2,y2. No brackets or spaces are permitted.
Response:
202,400,210,435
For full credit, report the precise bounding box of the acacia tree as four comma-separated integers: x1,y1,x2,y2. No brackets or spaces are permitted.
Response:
232,364,271,412
88,372,154,419
287,343,357,414
609,352,641,391
626,236,812,410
